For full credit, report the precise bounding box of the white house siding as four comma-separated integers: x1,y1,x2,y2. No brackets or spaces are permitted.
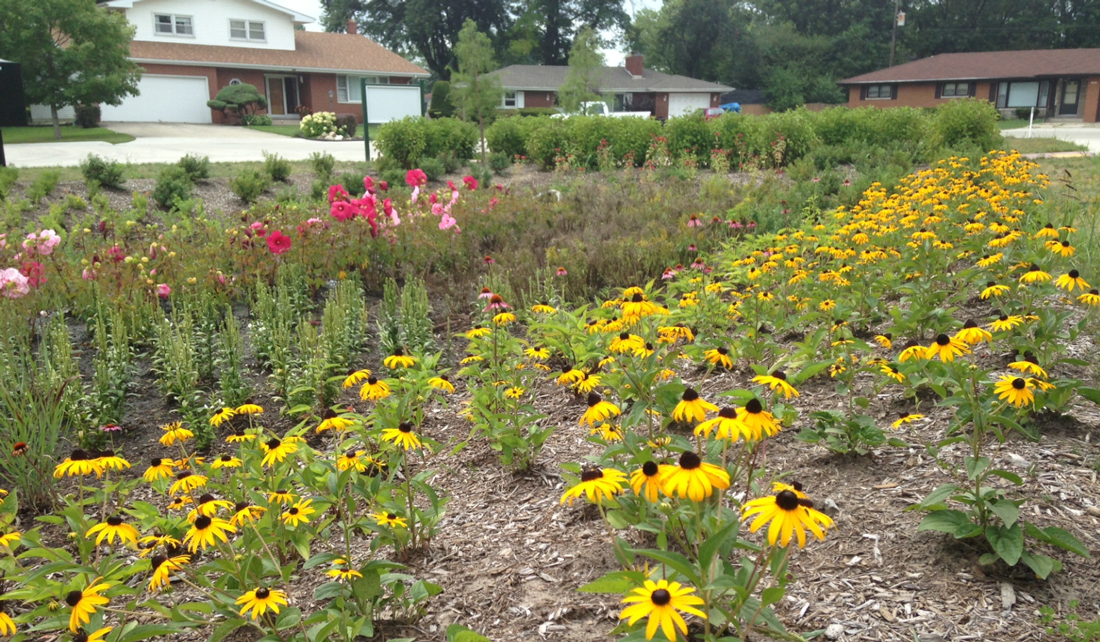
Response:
126,0,297,50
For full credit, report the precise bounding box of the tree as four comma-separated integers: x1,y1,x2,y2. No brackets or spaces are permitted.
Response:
627,0,755,85
452,19,502,166
321,0,513,79
207,84,268,122
428,80,456,118
0,0,140,139
512,0,628,65
557,27,605,114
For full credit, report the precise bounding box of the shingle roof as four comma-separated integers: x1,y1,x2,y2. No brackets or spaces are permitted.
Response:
485,65,730,93
841,48,1100,84
720,89,765,105
126,32,429,76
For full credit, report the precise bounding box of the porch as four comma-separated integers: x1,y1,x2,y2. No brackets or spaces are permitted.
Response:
995,76,1100,123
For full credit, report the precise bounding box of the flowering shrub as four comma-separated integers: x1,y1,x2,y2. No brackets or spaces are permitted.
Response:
299,112,342,139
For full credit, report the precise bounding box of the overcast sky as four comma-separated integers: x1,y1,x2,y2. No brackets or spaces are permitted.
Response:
275,0,662,66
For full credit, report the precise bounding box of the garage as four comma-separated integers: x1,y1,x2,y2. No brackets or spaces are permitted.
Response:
101,75,212,124
667,92,712,117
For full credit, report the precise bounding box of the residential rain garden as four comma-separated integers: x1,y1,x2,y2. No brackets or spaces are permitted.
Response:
0,103,1097,642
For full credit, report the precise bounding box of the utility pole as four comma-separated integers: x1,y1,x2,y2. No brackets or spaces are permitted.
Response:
889,0,900,67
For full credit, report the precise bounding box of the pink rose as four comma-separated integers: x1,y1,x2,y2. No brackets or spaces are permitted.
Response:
0,268,30,298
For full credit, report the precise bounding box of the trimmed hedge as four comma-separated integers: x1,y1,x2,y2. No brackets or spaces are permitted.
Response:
375,117,479,168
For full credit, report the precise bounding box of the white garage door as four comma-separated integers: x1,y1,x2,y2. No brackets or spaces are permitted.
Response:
101,75,212,123
667,93,712,117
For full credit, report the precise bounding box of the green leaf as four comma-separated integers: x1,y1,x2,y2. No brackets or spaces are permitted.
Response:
988,500,1019,528
988,469,1024,485
1076,387,1100,405
964,456,991,480
761,586,785,606
209,619,248,642
916,485,960,510
1019,551,1057,579
986,523,1024,566
275,607,302,630
630,549,700,585
1024,523,1090,558
446,624,490,642
698,520,738,578
116,623,188,642
917,510,970,534
577,571,645,594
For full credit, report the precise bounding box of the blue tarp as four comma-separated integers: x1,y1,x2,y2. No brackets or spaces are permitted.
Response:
719,103,741,113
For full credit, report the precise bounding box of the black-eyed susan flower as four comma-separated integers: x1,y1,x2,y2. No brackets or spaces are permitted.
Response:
1019,264,1051,284
695,408,752,442
168,471,206,496
873,333,892,349
142,457,174,482
428,375,456,393
989,314,1025,332
531,302,557,314
589,423,623,443
736,399,779,439
337,449,367,472
560,467,627,506
381,422,422,450
609,332,644,354
65,578,111,632
647,435,672,450
211,454,242,470
1009,358,1047,378
384,349,416,369
621,291,659,319
493,311,517,325
524,347,550,361
580,392,621,426
85,515,140,547
1046,239,1075,258
325,558,363,581
282,499,316,527
166,496,193,511
703,347,733,369
741,488,834,548
629,461,665,503
660,451,730,502
136,533,180,557
994,376,1035,407
465,325,491,339
359,376,391,401
1077,289,1100,306
0,531,20,549
556,365,585,385
977,253,1003,268
230,502,267,527
54,449,105,478
316,409,353,433
92,450,131,473
752,370,799,398
880,363,905,383
260,437,298,468
0,611,15,636
236,587,288,621
504,386,525,399
980,282,1010,299
209,407,236,427
158,422,194,447
898,342,928,362
267,489,295,505
226,429,256,444
891,412,925,429
925,334,970,362
1055,270,1090,292
182,516,235,552
572,372,602,394
619,579,706,641
188,493,234,521
343,369,371,388
671,388,718,425
1035,223,1059,239
954,320,992,345
236,403,263,415
371,511,407,528
148,553,189,592
657,325,694,342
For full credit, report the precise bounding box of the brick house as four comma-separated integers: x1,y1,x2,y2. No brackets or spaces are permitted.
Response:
484,55,731,119
839,49,1100,123
34,0,429,124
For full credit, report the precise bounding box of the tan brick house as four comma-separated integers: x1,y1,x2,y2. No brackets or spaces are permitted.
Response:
839,49,1100,123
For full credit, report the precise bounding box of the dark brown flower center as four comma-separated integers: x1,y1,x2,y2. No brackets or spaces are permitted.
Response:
580,468,603,482
255,587,270,599
398,422,413,433
151,554,167,570
963,320,977,329
176,471,191,480
199,494,215,504
1011,378,1026,390
1069,269,1080,278
194,516,212,530
642,461,659,476
745,398,763,414
367,376,378,385
935,334,950,345
71,449,89,461
776,490,800,511
718,407,737,419
682,388,699,402
151,458,163,467
323,408,337,420
631,293,644,303
679,451,701,470
220,454,233,462
234,502,250,512
717,347,728,355
266,438,281,450
66,590,83,607
619,332,629,340
393,347,405,356
651,589,671,606
289,507,299,515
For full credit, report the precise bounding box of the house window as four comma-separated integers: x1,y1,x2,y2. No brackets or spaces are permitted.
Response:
940,82,971,98
502,91,517,108
336,75,389,103
230,20,266,41
229,78,242,86
864,84,894,100
154,14,193,36
996,80,1050,108
613,93,633,111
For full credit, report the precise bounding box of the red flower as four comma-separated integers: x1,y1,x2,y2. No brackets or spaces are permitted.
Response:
266,230,292,254
406,169,427,188
379,181,389,192
20,261,46,288
462,175,478,191
363,175,375,193
328,184,350,203
331,200,358,221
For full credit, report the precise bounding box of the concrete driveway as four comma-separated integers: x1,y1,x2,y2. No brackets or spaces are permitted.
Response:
1003,123,1100,153
4,122,378,168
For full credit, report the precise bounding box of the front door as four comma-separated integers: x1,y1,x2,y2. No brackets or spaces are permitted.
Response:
1060,79,1080,116
268,77,286,116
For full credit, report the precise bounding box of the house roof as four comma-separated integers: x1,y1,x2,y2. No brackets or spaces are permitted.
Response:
485,65,731,93
720,89,765,105
126,32,430,76
100,0,315,25
841,48,1100,84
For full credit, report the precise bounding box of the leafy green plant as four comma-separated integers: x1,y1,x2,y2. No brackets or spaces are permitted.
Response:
26,170,59,203
152,165,193,210
217,309,251,408
229,169,271,203
79,154,125,190
263,151,292,182
1041,602,1100,642
309,151,335,180
176,154,210,181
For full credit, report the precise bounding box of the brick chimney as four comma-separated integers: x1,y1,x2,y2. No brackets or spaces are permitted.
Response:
625,53,644,77
346,19,358,35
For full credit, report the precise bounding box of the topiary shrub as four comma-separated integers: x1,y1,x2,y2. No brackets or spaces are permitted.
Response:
262,152,292,182
152,166,193,210
79,154,124,190
74,104,101,129
176,154,210,181
207,84,268,122
428,80,455,118
229,169,270,203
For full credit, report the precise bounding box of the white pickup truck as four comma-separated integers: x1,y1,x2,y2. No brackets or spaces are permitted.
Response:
553,101,651,118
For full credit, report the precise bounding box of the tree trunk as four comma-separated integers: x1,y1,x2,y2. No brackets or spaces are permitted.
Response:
51,104,62,140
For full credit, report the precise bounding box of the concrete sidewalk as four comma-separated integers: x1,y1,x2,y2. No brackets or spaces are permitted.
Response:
4,122,378,168
1003,123,1100,153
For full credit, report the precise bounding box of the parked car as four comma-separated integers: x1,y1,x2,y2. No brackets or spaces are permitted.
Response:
552,101,650,119
698,107,725,120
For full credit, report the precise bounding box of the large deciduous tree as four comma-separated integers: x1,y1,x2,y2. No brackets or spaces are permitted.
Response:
452,19,502,166
512,0,627,65
0,0,140,139
557,26,605,114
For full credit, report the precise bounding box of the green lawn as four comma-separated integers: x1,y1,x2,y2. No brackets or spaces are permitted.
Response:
13,159,374,183
999,119,1028,130
1001,136,1089,154
1,126,135,144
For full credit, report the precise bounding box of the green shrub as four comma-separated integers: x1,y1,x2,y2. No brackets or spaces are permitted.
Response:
336,114,357,138
229,169,271,203
429,80,456,118
486,116,532,160
332,171,367,198
300,112,340,138
426,118,478,162
74,103,100,129
309,151,335,179
437,152,463,173
376,116,428,168
79,154,125,190
419,156,446,182
523,116,567,169
242,114,273,126
665,113,713,165
152,166,193,210
208,83,268,120
176,154,210,181
488,151,511,174
0,167,17,199
26,171,60,203
263,152,292,182
932,98,1002,151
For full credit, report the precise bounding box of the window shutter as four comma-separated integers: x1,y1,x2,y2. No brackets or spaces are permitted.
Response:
968,82,976,97
860,85,867,100
989,83,997,102
890,85,898,99
934,83,942,99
